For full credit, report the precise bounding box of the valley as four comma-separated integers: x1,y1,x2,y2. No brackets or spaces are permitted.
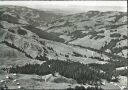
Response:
0,5,127,90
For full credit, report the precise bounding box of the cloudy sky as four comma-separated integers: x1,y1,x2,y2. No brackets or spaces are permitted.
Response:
0,1,127,14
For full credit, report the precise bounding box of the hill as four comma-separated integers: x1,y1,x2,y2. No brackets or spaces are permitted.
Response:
0,5,127,90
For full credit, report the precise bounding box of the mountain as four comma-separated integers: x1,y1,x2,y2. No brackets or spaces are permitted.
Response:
0,5,127,90
0,5,61,27
46,11,128,58
0,6,112,65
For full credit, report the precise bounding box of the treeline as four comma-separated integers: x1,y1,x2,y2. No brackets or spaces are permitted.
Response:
89,60,128,71
9,60,105,85
88,60,128,81
8,59,126,85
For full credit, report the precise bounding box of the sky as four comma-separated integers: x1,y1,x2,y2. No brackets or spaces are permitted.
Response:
0,1,127,14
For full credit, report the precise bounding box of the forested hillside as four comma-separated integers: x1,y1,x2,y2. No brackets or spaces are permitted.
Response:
0,5,127,90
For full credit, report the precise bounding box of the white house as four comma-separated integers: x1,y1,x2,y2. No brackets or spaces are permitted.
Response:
42,74,53,82
54,72,60,77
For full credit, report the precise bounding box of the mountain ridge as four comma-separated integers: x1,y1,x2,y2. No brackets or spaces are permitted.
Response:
0,5,127,65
